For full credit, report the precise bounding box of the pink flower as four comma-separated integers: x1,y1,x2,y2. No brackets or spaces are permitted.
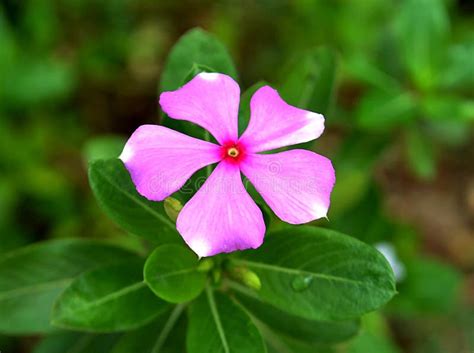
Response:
120,73,335,257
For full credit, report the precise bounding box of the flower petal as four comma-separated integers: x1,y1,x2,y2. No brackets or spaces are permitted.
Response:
240,150,335,224
159,73,240,145
176,162,265,257
239,86,325,152
120,125,221,201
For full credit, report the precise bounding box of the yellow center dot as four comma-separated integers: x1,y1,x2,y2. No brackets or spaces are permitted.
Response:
227,147,239,158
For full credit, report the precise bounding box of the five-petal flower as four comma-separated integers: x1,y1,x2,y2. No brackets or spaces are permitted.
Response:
120,72,335,257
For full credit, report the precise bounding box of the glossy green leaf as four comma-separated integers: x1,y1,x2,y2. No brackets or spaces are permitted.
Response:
111,305,186,353
356,89,417,131
144,244,206,303
88,159,180,244
266,335,335,353
187,288,266,353
233,288,359,344
233,226,396,321
0,239,137,334
279,47,338,115
182,63,216,84
33,332,120,353
160,28,237,92
52,260,168,332
394,0,449,89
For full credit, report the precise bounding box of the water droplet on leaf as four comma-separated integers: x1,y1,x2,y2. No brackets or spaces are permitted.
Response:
291,275,313,292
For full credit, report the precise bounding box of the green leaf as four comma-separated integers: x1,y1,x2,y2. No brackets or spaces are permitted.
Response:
33,332,120,353
182,63,216,84
345,55,401,93
405,129,436,180
233,226,396,321
422,95,474,123
279,47,338,115
88,159,180,244
390,257,462,315
232,287,359,345
0,239,137,334
348,331,401,353
440,40,474,89
238,81,267,135
356,89,417,131
394,0,449,89
111,305,186,353
186,288,266,353
144,244,206,303
52,260,169,332
329,134,387,217
2,59,76,107
160,28,237,92
83,135,126,162
425,119,472,147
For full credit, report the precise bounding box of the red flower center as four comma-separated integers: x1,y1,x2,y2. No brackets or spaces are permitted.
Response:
221,141,245,164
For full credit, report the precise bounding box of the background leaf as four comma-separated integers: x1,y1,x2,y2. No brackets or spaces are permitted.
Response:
0,239,137,334
348,331,401,353
186,288,266,353
88,159,180,244
159,28,237,92
439,40,474,89
389,257,462,315
234,226,396,321
83,136,126,163
356,89,417,131
394,0,449,89
52,260,169,332
405,129,436,180
279,47,339,115
144,244,206,303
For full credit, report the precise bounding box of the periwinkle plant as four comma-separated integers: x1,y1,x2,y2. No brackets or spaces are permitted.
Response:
0,29,396,353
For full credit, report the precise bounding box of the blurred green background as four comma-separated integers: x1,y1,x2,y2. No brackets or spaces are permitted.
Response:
0,0,473,352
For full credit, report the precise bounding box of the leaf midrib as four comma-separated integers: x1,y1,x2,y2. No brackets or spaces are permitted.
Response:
233,259,370,287
150,267,196,281
58,281,147,316
206,286,230,353
0,278,73,301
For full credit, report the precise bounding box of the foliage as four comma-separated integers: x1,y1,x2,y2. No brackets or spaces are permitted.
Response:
0,1,471,352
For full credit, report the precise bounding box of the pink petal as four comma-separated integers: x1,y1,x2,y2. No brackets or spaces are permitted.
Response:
240,150,335,224
159,73,240,145
120,125,221,201
176,162,265,257
239,86,325,152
